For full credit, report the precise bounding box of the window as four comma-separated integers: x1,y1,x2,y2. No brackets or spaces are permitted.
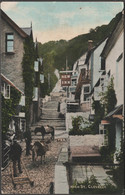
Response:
40,74,44,83
20,119,26,132
33,87,38,101
1,82,10,99
6,33,14,53
72,79,77,86
101,58,105,70
83,85,90,102
5,85,10,98
34,61,39,72
84,86,90,93
84,94,90,101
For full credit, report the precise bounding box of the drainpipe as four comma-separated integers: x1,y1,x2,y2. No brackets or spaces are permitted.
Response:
0,3,2,189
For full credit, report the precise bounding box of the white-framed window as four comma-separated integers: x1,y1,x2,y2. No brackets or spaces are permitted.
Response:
40,74,44,83
83,85,90,102
34,61,39,72
1,82,10,99
19,95,25,106
33,87,38,101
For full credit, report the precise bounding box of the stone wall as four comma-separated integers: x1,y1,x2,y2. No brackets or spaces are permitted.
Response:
1,18,25,92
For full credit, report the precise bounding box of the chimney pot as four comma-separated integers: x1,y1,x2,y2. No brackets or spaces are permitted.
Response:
88,40,93,50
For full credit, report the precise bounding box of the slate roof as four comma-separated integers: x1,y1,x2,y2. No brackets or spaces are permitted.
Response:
1,9,27,38
21,27,32,36
84,36,108,65
1,73,24,95
100,12,123,58
105,104,123,119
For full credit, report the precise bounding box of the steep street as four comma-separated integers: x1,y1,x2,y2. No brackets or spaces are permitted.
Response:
1,4,124,194
1,93,68,194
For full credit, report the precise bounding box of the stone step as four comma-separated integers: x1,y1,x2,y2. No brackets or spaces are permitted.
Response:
40,118,65,121
38,121,65,125
56,127,66,130
42,111,58,118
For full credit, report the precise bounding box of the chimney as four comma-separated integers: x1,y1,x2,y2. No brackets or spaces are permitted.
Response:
88,40,93,50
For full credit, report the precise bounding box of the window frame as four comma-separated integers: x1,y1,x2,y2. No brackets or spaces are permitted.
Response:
6,33,14,53
1,82,10,99
101,58,105,71
83,85,90,102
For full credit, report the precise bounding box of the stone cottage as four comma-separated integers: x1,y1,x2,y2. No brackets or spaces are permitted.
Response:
0,9,42,133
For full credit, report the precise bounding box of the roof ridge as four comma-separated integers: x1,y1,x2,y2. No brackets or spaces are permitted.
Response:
1,73,24,95
1,9,28,38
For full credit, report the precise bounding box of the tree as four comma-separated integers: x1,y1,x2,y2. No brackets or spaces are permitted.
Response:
101,77,117,152
22,37,35,129
100,76,117,115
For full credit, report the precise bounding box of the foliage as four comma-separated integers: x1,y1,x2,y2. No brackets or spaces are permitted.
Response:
69,116,93,135
69,97,105,136
22,37,35,128
91,99,105,134
69,116,83,135
40,50,58,97
38,11,122,71
2,87,21,138
112,138,124,190
37,12,122,97
100,77,117,115
103,178,117,192
70,176,117,194
100,146,114,163
100,77,117,152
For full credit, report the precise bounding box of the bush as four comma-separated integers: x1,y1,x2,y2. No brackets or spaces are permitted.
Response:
100,146,114,163
70,176,118,194
69,116,93,135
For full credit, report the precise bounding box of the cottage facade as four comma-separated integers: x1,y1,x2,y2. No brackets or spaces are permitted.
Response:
100,12,124,162
1,10,27,93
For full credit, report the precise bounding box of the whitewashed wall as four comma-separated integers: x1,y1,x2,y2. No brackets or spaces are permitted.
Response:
105,31,124,106
92,39,107,88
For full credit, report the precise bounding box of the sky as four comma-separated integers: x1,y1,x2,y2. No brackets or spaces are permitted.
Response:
1,1,123,44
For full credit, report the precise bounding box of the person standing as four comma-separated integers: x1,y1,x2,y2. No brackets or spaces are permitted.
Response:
23,130,32,156
57,100,61,112
10,140,22,177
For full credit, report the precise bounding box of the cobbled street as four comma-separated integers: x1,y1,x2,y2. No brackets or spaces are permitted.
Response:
1,93,68,194
1,140,66,194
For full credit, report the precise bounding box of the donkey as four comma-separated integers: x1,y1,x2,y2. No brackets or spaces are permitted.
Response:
34,125,55,140
32,141,49,165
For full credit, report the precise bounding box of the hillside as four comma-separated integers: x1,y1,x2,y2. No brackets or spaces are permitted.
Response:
38,11,122,96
